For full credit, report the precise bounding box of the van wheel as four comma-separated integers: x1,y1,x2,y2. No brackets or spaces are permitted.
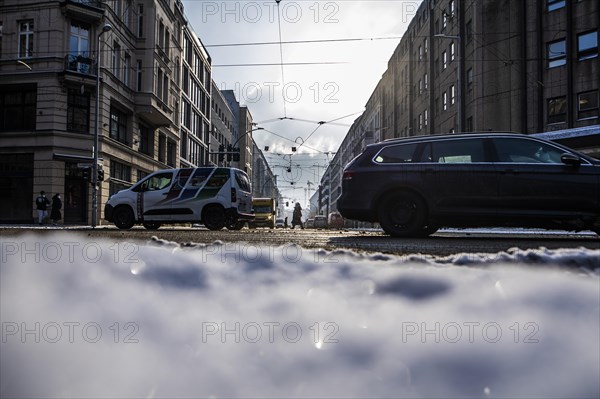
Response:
378,191,427,237
143,222,161,230
202,206,225,231
113,206,135,230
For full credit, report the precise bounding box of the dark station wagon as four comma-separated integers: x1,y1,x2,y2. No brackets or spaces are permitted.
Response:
337,133,600,237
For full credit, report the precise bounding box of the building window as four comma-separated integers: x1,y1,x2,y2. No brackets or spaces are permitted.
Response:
450,42,455,62
112,41,121,77
577,31,598,61
137,169,149,182
424,73,428,90
450,85,456,105
124,52,131,87
418,79,423,95
139,125,154,156
0,22,3,56
109,160,132,197
418,113,423,131
547,39,566,68
158,20,165,49
136,60,142,91
124,0,132,29
466,20,473,43
18,20,34,58
137,4,144,37
442,12,447,30
418,45,423,61
466,116,473,132
424,38,428,54
467,68,473,89
547,96,567,124
449,0,455,16
67,89,89,133
157,68,163,100
443,91,448,111
0,84,36,131
547,0,565,12
158,133,166,163
109,107,128,144
442,51,447,70
167,139,176,167
69,22,91,74
424,109,428,127
578,91,599,120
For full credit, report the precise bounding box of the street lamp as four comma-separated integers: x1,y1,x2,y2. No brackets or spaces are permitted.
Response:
434,34,462,133
92,23,112,228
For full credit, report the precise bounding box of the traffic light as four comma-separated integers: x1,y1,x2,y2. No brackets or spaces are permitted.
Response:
82,167,91,181
227,144,233,162
97,169,105,182
233,147,240,162
218,144,224,162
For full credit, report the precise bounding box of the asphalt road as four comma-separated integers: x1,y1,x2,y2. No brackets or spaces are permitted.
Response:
1,226,598,257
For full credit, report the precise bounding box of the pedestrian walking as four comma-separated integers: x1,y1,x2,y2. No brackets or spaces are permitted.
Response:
51,193,62,225
35,191,51,225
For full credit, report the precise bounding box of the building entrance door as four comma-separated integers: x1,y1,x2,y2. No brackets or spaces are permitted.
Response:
64,163,88,224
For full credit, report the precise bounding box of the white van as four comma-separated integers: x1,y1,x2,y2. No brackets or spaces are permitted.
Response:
104,167,254,230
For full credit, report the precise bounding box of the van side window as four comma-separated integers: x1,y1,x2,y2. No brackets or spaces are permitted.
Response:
374,143,418,163
431,139,486,163
143,172,173,191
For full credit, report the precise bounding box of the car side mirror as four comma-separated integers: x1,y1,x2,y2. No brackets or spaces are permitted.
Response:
561,153,581,166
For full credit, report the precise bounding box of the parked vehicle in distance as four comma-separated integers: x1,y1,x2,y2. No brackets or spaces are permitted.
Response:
249,197,276,228
337,133,600,237
328,212,344,229
275,218,285,228
305,218,314,228
314,215,328,228
105,167,254,230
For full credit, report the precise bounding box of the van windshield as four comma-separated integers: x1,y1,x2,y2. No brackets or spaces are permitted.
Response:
235,171,251,192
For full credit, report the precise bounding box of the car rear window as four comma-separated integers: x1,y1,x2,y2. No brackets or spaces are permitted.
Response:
374,143,418,163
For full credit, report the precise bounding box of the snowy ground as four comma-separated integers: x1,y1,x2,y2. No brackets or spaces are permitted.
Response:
1,234,599,398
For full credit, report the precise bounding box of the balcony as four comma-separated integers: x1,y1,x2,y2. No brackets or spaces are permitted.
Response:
60,55,97,86
135,92,173,127
60,0,104,22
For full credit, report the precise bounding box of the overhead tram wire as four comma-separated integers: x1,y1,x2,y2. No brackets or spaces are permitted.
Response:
276,0,287,118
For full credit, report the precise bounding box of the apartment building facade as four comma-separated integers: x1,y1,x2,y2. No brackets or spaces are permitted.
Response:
0,0,214,224
324,0,599,217
209,82,236,166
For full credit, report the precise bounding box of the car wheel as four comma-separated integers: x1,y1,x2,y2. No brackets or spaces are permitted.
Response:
226,221,245,230
143,222,161,230
202,206,225,231
113,206,135,230
420,225,438,237
378,191,427,237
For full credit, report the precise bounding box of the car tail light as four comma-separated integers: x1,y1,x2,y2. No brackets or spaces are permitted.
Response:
342,171,354,181
231,188,237,202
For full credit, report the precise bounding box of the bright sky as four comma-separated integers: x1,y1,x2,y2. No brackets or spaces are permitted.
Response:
182,0,422,205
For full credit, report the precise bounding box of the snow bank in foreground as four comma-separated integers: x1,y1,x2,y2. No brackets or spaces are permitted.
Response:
1,234,599,398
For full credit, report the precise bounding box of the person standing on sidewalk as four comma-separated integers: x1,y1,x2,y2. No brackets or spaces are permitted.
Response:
51,193,62,226
35,191,51,225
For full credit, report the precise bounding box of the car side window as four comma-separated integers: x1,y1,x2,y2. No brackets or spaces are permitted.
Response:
430,139,487,163
493,138,564,164
374,143,418,163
